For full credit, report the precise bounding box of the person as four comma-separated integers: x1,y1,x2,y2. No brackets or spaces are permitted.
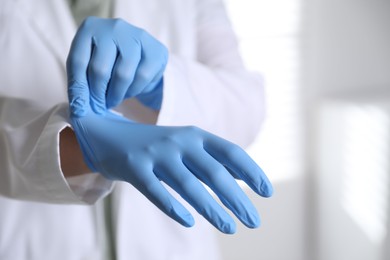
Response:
0,0,272,259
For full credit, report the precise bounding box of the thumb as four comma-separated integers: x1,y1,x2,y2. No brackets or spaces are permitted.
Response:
68,79,90,117
66,31,92,117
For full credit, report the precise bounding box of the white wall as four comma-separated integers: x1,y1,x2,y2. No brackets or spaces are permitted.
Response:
303,0,390,97
302,0,390,259
314,100,390,260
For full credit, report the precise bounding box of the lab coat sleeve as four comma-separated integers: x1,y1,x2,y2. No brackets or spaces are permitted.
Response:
0,97,113,204
157,0,265,148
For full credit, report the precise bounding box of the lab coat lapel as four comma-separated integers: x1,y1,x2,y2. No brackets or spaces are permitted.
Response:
18,0,77,69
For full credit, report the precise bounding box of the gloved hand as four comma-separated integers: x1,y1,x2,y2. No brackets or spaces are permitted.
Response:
67,17,168,116
70,109,273,234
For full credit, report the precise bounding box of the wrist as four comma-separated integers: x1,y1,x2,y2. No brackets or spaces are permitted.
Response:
59,127,91,177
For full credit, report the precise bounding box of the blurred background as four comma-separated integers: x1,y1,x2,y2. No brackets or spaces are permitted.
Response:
217,0,390,259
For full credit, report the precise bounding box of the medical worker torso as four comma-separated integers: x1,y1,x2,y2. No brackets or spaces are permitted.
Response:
0,0,265,259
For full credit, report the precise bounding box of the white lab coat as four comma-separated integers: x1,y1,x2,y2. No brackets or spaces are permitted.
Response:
0,0,264,259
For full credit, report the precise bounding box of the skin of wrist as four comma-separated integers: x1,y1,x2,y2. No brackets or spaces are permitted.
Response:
59,127,91,177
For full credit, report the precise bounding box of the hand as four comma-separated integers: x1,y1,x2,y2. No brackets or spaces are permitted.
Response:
70,110,273,234
67,17,168,116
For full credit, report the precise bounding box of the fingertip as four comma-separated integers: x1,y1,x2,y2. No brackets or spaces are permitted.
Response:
221,221,236,234
175,212,195,228
252,166,273,197
182,213,195,228
234,199,260,228
247,211,261,228
170,200,195,228
260,181,274,198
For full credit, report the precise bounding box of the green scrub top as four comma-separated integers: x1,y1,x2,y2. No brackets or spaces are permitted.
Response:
66,0,113,26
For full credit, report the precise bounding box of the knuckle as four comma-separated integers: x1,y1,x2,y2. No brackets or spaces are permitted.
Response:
183,125,200,135
89,62,111,81
142,144,156,156
137,28,148,40
160,135,181,151
81,16,96,28
130,36,142,48
112,18,126,30
158,127,202,150
174,126,203,145
137,68,154,82
114,66,133,83
131,26,143,38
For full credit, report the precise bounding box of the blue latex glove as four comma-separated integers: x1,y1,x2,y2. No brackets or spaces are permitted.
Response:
66,17,168,116
70,110,273,234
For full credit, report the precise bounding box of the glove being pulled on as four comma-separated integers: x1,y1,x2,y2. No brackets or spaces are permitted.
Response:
71,111,273,233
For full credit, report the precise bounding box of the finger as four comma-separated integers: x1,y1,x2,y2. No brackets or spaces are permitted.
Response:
226,166,242,180
125,36,168,98
183,152,261,228
66,30,93,117
204,134,274,198
155,161,236,234
87,37,117,114
127,163,195,228
106,38,142,109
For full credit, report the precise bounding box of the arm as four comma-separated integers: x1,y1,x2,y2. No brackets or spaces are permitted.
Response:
0,97,112,203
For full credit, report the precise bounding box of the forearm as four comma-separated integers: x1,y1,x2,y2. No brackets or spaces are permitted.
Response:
59,127,91,177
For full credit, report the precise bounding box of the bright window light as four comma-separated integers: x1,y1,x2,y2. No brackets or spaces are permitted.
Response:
224,0,304,182
341,105,390,244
